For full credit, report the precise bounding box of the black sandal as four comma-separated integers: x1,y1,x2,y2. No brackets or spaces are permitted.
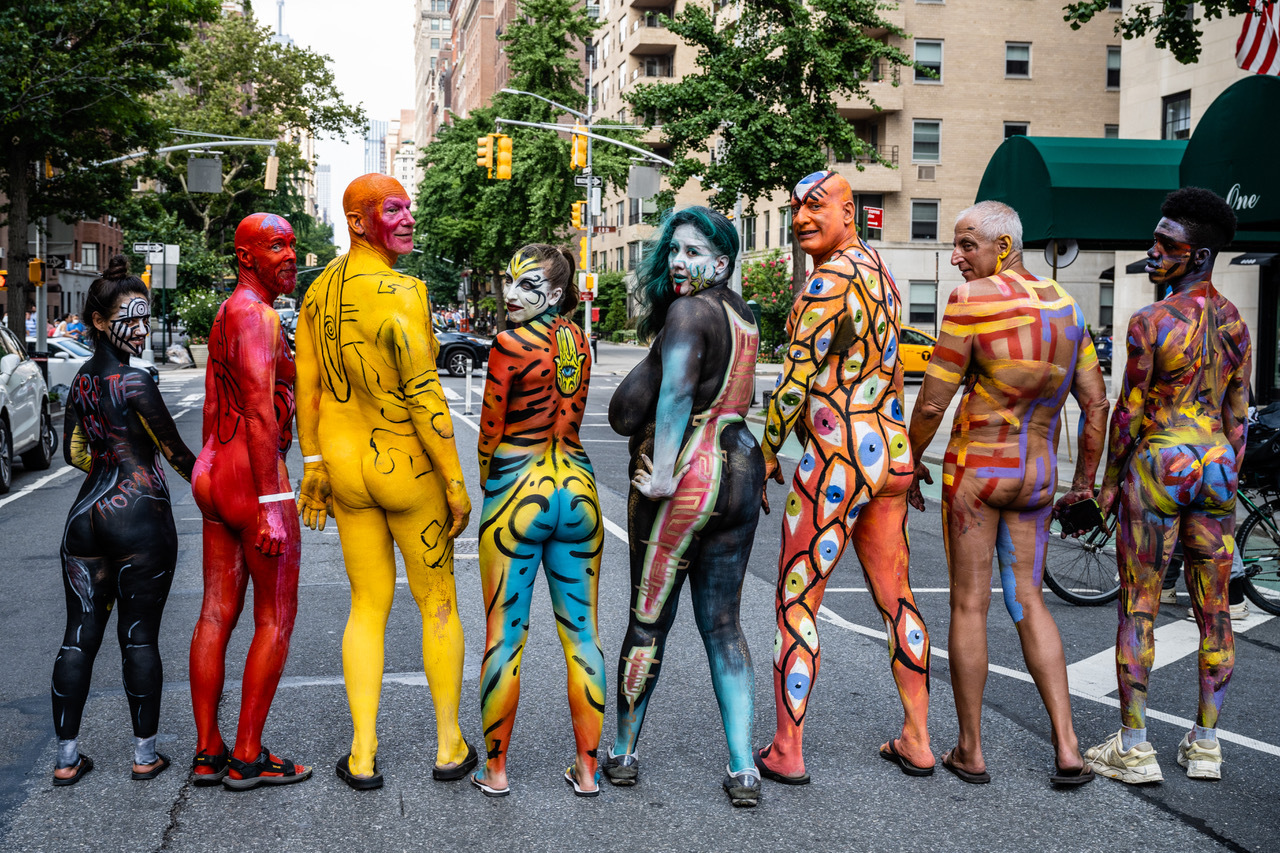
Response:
132,752,170,781
222,749,311,791
432,742,478,782
336,753,383,790
189,747,231,787
52,754,93,787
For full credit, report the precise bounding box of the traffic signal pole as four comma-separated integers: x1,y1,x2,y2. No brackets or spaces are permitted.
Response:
583,52,594,342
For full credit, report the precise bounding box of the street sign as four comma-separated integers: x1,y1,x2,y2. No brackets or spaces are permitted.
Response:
573,175,604,187
593,226,617,234
133,242,164,254
864,206,884,230
581,291,595,301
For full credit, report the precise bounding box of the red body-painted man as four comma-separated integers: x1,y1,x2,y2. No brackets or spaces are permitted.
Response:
188,213,311,790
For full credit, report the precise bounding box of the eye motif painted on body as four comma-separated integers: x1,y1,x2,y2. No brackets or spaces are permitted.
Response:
553,325,585,396
784,564,811,602
109,296,151,356
853,420,887,483
786,658,812,709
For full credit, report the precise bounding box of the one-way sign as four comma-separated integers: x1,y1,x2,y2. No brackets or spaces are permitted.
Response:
132,242,164,254
573,175,603,187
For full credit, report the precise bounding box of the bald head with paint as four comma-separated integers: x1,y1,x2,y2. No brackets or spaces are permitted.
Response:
344,173,416,266
791,170,858,262
951,201,1027,282
235,212,298,298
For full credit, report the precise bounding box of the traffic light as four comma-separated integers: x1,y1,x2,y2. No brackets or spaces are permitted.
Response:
578,236,588,270
476,134,494,177
28,258,44,287
141,265,152,288
571,200,585,230
0,270,6,291
494,134,513,180
570,126,588,170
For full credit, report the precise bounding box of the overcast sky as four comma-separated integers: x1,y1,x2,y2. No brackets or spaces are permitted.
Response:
253,0,416,251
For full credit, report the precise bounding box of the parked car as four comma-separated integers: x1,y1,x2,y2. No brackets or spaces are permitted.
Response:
1093,328,1113,372
28,337,160,392
899,326,937,377
1,326,56,492
434,326,492,377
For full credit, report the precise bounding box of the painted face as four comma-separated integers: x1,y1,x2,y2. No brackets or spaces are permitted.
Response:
1146,217,1198,287
669,223,728,296
951,214,1005,281
241,214,297,296
791,171,854,260
109,295,150,356
368,194,416,256
503,253,563,323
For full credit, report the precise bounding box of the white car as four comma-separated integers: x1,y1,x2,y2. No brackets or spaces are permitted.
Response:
28,337,160,394
0,326,56,493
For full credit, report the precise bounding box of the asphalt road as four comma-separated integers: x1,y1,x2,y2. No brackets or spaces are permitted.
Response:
0,342,1276,852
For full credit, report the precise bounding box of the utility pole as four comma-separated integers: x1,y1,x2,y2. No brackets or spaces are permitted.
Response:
583,47,595,342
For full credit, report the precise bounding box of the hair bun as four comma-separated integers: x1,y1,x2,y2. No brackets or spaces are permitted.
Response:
104,254,130,281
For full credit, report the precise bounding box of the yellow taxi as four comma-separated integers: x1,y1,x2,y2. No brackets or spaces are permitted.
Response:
899,325,937,377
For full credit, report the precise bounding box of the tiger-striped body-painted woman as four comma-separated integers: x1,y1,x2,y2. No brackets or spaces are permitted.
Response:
471,245,606,799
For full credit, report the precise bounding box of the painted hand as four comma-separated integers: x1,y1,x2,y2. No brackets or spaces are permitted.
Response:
761,455,783,513
445,480,471,539
256,501,289,556
631,452,690,500
908,461,933,512
297,465,333,531
554,326,587,396
1095,485,1118,522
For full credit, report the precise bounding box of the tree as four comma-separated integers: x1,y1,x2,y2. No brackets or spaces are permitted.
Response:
1064,1,1253,64
0,0,218,339
624,0,914,289
414,0,640,323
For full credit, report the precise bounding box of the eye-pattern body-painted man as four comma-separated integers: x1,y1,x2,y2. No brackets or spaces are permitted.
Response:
755,171,933,784
1085,188,1250,785
605,206,765,807
469,245,605,799
50,256,197,786
906,201,1108,786
188,213,311,790
295,174,475,789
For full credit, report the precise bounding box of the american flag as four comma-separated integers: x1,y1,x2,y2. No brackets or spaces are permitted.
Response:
1237,1,1280,75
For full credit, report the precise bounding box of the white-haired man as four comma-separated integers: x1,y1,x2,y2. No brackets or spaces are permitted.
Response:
906,201,1110,786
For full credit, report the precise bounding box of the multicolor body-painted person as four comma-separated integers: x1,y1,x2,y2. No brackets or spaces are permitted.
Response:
1085,188,1250,785
605,207,765,807
295,174,475,790
470,245,606,799
188,214,311,790
51,256,197,786
756,171,933,784
906,201,1107,786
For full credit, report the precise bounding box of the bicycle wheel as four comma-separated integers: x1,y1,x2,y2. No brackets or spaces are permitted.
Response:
1043,517,1121,606
1238,500,1280,615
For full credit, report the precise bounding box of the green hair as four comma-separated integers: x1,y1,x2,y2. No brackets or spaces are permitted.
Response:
634,206,739,343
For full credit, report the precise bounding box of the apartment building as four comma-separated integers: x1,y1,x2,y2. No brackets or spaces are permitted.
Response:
451,0,497,117
415,0,455,145
423,47,455,144
587,0,1123,333
0,215,124,320
383,110,421,200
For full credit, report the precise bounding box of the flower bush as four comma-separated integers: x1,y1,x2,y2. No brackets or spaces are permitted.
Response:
742,250,796,360
175,288,227,344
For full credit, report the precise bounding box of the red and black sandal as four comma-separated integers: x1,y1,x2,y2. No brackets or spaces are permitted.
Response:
222,749,312,791
189,747,231,787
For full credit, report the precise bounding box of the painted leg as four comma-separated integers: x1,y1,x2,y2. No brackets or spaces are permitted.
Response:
189,519,248,761
332,501,396,777
1182,511,1235,729
851,483,932,770
51,551,113,779
115,552,176,774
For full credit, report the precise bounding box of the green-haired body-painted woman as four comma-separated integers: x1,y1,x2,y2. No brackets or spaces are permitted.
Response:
605,206,766,806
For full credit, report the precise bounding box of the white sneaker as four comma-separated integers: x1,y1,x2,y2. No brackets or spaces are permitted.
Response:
1160,588,1178,605
1084,730,1164,784
1185,602,1249,621
1177,733,1222,780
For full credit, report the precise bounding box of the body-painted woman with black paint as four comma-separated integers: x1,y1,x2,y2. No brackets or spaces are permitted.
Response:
51,256,196,786
605,207,765,807
471,245,605,798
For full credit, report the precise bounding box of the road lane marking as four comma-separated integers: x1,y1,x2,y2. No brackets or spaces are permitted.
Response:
443,387,461,401
181,393,202,403
0,465,76,510
451,410,480,432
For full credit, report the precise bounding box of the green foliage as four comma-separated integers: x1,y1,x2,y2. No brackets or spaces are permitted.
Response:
1064,1,1251,64
0,0,219,338
594,270,630,335
120,207,229,294
174,288,227,344
742,250,795,357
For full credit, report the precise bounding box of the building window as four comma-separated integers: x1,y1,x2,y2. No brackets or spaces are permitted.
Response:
616,246,625,270
643,55,673,78
1108,0,1122,9
616,201,625,228
912,120,940,163
911,200,940,241
857,194,883,241
441,19,450,31
431,37,440,49
1099,281,1114,327
1106,46,1121,89
907,284,937,331
433,0,447,10
764,210,771,248
778,207,792,246
743,215,757,252
1162,91,1191,140
627,241,641,270
80,243,99,271
629,197,641,225
1004,122,1028,139
915,40,943,83
1104,123,1119,138
1005,43,1031,78
430,56,437,71
431,17,440,30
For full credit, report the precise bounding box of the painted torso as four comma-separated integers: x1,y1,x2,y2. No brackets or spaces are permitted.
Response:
205,292,296,456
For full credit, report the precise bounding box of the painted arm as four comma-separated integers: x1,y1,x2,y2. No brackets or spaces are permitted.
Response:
132,373,196,482
1098,312,1156,518
391,291,471,537
294,294,332,530
633,298,704,499
1054,322,1111,523
62,396,90,473
1222,317,1252,468
906,287,974,509
478,331,517,487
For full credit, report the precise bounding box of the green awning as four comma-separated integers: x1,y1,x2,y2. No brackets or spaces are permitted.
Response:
975,136,1185,248
1181,74,1280,247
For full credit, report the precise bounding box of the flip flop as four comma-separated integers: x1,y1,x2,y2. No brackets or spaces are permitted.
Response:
336,753,383,790
1050,762,1096,788
753,747,810,785
470,771,510,798
52,754,93,787
941,749,991,784
432,742,478,782
564,765,601,798
879,739,935,778
132,752,170,781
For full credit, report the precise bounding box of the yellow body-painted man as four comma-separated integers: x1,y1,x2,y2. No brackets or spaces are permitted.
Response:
295,174,475,789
